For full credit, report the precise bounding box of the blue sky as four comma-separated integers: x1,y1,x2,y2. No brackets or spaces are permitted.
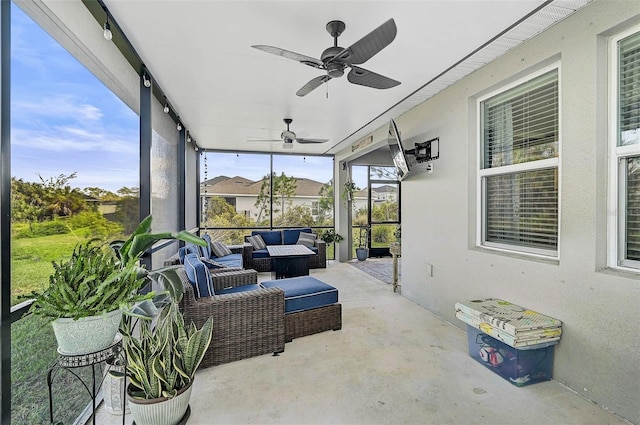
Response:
11,4,140,192
11,4,336,193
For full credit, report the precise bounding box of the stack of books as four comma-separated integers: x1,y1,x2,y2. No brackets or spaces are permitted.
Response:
455,298,562,348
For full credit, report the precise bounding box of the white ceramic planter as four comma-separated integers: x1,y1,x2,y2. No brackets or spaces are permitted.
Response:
52,309,122,355
128,382,193,425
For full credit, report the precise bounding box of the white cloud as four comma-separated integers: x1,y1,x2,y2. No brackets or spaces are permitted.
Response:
13,97,103,121
12,126,138,154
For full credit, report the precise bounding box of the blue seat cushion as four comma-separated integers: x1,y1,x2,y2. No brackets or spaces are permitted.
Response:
282,228,312,245
261,276,338,313
252,248,270,259
212,253,243,268
183,253,215,297
252,230,282,246
217,284,262,295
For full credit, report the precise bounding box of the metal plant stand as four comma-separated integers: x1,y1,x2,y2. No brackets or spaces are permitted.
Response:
47,333,126,425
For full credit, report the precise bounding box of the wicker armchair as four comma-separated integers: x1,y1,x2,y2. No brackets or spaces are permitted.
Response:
175,268,285,368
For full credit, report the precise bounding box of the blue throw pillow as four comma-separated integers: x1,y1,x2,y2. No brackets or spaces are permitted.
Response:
178,246,188,263
201,234,213,259
179,244,201,263
183,253,215,298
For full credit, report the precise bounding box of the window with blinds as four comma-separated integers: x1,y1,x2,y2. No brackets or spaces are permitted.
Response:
619,32,640,147
479,67,559,256
482,70,558,169
615,30,640,269
625,157,640,261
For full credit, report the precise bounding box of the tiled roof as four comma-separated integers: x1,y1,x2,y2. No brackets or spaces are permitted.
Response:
201,175,328,197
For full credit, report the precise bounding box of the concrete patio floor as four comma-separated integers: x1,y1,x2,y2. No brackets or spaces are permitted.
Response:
96,261,630,425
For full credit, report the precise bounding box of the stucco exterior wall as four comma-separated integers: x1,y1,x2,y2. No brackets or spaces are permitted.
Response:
350,1,640,422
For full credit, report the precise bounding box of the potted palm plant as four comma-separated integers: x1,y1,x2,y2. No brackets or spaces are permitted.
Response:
122,267,213,425
26,215,206,356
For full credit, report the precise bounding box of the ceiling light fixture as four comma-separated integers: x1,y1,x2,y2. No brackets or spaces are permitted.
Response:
187,134,192,143
142,71,151,88
163,101,169,114
103,17,113,40
177,122,182,131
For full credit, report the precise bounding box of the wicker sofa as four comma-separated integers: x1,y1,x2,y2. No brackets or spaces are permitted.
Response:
243,228,327,272
175,267,285,368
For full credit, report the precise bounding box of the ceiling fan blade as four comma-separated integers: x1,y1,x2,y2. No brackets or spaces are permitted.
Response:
247,138,281,142
296,75,332,97
296,138,329,144
332,19,397,65
347,66,400,89
251,45,323,68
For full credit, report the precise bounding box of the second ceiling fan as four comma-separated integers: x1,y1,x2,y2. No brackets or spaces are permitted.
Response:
252,18,400,97
248,118,328,147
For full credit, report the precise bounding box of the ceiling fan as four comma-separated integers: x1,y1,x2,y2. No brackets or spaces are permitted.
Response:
248,118,329,147
252,19,400,97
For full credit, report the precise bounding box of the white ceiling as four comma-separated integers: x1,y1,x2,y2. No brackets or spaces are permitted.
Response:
103,0,587,156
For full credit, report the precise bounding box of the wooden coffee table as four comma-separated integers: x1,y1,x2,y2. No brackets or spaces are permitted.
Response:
267,245,315,279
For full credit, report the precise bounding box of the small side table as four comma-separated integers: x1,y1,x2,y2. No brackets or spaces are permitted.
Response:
389,243,401,293
47,334,126,425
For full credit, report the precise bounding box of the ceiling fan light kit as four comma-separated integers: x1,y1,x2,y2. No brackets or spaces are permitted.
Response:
252,18,400,97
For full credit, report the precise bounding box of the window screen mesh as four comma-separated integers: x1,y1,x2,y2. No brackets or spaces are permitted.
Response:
627,157,640,260
482,70,558,168
485,168,558,250
619,32,640,147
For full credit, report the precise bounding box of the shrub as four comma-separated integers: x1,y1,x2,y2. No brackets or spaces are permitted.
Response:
68,211,122,238
14,220,69,239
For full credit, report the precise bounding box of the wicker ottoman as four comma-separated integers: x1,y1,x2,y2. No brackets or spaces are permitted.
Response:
261,276,342,342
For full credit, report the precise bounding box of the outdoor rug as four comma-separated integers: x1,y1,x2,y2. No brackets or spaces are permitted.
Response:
348,257,399,285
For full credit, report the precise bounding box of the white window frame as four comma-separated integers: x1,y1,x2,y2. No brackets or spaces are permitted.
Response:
608,26,640,271
476,63,561,258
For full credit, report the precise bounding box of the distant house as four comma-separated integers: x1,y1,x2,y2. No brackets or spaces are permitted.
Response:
200,175,331,221
371,185,398,203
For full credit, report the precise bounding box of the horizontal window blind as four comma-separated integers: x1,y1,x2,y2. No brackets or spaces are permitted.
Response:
619,32,640,147
626,157,640,260
485,168,558,250
482,69,558,169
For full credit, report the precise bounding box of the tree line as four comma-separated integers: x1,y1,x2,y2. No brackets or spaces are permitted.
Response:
11,172,140,236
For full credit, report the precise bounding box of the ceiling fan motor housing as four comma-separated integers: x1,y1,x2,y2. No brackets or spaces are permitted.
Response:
281,130,296,143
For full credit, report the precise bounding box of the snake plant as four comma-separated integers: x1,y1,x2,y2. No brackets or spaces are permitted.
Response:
123,302,213,400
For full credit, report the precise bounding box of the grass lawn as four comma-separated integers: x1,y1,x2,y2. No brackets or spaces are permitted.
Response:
11,228,117,423
11,228,101,304
12,314,94,424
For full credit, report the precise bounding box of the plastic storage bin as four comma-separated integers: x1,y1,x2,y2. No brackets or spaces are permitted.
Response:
466,325,556,386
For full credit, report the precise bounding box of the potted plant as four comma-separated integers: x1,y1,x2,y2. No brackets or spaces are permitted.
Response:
341,181,356,204
122,272,213,425
321,229,344,245
356,226,370,261
26,215,206,356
